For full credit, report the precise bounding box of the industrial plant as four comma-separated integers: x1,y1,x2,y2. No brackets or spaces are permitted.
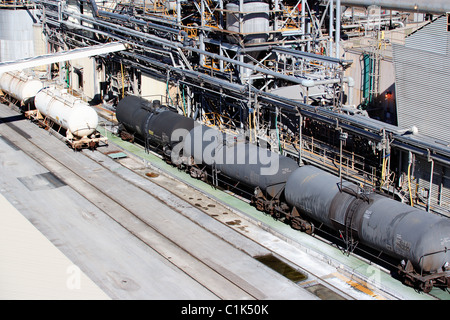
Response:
0,0,449,300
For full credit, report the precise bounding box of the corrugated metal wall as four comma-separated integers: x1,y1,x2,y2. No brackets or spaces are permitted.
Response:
404,15,449,55
0,9,36,62
394,15,450,216
392,15,450,144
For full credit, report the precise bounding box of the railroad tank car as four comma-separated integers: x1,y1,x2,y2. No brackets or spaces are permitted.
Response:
284,165,450,291
182,124,299,202
0,71,43,104
115,95,449,292
116,95,195,154
34,86,99,139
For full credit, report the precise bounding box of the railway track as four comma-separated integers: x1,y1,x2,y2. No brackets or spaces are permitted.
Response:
96,116,448,300
105,140,449,300
1,103,442,300
90,131,395,300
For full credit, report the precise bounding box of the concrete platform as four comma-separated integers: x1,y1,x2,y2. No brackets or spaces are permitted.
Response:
0,122,219,299
0,192,110,300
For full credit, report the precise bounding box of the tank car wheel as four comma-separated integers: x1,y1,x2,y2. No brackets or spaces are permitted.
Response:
291,218,314,235
420,280,433,293
305,223,314,235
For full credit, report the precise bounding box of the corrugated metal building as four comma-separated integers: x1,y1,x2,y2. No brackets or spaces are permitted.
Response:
393,15,450,215
392,14,450,144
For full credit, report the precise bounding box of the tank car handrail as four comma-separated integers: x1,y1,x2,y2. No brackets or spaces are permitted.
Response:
338,182,371,203
39,87,86,107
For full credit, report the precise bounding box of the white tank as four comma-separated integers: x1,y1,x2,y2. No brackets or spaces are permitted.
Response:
226,1,270,44
34,86,99,138
0,71,44,101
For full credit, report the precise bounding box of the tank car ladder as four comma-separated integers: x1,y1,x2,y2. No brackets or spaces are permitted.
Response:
338,183,368,255
341,202,359,255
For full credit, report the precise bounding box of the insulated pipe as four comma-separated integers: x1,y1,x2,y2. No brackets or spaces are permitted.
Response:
335,0,341,59
0,42,126,74
339,0,450,14
121,48,450,165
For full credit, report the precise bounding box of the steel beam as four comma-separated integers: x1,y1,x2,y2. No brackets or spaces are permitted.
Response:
0,42,127,73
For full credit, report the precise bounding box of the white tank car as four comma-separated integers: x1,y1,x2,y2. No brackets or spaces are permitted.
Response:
0,71,44,102
34,86,98,138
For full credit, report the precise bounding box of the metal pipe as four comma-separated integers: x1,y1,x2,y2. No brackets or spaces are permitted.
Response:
299,112,303,165
75,1,347,89
301,0,306,51
335,0,341,59
427,159,434,212
273,45,352,65
339,0,450,14
177,0,181,26
45,0,450,168
121,48,450,167
87,0,186,37
329,0,334,57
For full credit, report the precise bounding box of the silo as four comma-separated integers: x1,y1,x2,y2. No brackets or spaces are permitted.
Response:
0,8,37,62
226,1,270,45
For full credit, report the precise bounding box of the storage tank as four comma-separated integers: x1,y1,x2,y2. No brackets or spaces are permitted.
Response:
34,86,99,138
0,71,44,102
0,9,37,62
226,1,270,45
